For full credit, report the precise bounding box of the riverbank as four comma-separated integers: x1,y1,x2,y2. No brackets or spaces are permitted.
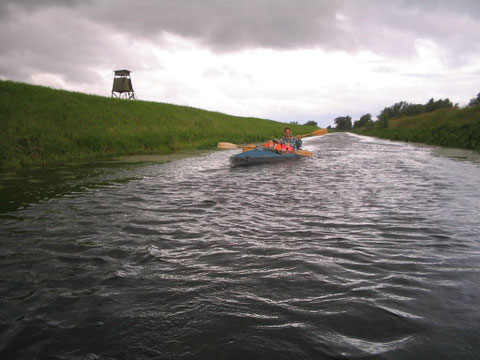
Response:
352,106,480,151
0,80,318,169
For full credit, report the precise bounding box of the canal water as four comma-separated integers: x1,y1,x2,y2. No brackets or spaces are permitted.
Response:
1,133,479,359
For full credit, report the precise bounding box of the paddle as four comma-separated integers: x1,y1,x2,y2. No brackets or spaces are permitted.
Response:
217,142,256,150
292,149,313,157
298,128,328,138
217,142,312,157
241,145,258,151
218,128,326,149
218,128,327,149
217,128,326,155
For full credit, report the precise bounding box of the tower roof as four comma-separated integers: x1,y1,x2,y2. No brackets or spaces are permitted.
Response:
114,69,131,76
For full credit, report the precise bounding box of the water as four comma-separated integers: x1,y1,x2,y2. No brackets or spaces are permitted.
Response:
1,133,480,359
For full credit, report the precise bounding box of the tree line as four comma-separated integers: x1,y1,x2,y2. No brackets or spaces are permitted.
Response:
331,92,480,130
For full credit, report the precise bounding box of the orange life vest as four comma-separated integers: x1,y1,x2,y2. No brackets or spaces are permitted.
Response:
263,141,294,152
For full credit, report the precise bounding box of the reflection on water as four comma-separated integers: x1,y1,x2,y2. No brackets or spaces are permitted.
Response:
430,145,480,164
0,150,207,214
0,162,140,214
1,133,480,359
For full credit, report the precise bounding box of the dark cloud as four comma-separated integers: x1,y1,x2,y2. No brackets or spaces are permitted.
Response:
1,0,480,58
2,0,479,54
74,0,345,51
0,0,86,19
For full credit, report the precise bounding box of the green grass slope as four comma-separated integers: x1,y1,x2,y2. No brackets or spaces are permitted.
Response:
0,80,317,169
354,106,480,151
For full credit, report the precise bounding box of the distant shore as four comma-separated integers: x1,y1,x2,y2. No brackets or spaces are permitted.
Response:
352,106,480,151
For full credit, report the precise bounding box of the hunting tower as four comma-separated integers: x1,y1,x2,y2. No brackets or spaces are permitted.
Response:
111,69,136,99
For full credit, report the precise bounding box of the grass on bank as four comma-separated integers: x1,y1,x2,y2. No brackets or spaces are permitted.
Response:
353,106,480,151
0,80,318,169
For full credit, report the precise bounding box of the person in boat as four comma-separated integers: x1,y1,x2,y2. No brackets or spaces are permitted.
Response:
263,127,302,152
280,127,302,150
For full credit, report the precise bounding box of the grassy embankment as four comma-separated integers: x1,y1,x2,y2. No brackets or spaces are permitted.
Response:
0,80,318,169
353,106,480,151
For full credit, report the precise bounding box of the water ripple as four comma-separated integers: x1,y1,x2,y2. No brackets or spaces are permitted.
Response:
1,133,480,359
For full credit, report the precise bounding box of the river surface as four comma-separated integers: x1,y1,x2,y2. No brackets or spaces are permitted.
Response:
1,133,480,360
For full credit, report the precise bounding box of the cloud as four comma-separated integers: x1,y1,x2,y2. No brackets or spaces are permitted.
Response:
373,66,397,74
0,5,108,84
2,0,479,56
0,3,161,86
1,0,479,127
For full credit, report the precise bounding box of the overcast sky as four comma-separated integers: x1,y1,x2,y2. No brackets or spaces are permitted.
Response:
1,0,479,127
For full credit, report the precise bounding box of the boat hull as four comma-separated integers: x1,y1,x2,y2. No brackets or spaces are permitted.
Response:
229,148,302,167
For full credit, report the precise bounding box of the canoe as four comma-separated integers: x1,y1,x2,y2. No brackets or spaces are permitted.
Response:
229,147,303,167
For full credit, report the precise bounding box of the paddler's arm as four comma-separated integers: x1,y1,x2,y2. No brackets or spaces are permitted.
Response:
295,136,302,149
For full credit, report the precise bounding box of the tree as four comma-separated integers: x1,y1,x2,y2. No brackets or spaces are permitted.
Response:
468,92,480,107
334,116,352,130
353,113,372,128
305,120,318,127
402,104,425,117
425,98,453,112
380,101,409,119
376,98,454,128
